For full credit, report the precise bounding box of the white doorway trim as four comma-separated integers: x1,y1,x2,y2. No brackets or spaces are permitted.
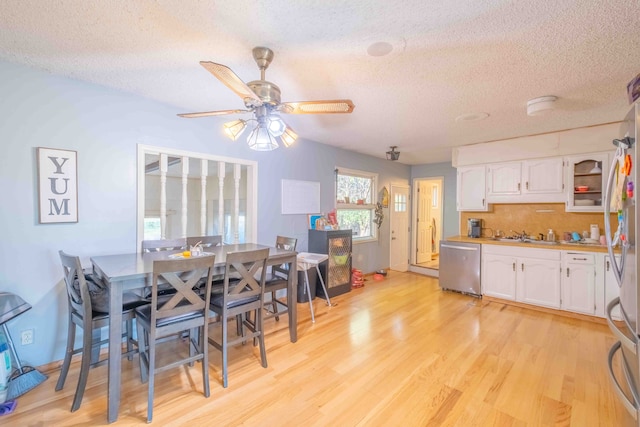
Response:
410,177,443,266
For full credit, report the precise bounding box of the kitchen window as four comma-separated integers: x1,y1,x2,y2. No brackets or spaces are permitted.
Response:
335,167,377,243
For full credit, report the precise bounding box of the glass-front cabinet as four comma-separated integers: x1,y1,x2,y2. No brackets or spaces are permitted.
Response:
566,152,610,212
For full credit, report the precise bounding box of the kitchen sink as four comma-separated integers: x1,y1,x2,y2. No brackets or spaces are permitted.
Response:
489,237,559,245
522,239,559,245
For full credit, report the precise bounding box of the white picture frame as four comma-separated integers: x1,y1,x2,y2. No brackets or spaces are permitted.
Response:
281,179,320,214
37,147,78,223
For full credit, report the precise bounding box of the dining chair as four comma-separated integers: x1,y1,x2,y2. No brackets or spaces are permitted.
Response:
141,238,189,297
135,255,215,423
56,251,147,412
187,235,222,248
263,236,297,322
208,248,269,388
141,238,187,253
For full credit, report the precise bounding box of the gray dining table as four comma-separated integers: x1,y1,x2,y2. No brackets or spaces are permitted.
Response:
90,243,298,424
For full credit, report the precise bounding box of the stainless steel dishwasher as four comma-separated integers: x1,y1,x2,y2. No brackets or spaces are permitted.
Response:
439,241,481,297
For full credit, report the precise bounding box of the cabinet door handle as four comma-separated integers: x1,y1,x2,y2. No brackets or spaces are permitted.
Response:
482,198,485,207
566,267,570,277
512,262,516,271
521,263,524,272
572,257,588,261
606,260,610,271
518,183,521,191
526,182,529,190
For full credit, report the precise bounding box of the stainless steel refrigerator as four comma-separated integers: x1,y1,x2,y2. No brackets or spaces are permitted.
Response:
605,101,640,424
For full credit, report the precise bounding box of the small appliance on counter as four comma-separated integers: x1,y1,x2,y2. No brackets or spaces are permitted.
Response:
467,218,482,238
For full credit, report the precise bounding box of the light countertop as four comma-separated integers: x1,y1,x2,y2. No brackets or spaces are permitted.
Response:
444,235,614,254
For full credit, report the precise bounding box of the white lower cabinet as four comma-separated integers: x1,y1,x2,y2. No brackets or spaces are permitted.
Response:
482,252,516,300
561,252,596,315
482,245,617,319
482,245,561,308
517,255,561,309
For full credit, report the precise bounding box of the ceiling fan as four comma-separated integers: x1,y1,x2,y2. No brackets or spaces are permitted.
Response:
178,47,355,151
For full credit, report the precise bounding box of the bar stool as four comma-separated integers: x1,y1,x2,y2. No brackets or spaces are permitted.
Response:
296,252,333,323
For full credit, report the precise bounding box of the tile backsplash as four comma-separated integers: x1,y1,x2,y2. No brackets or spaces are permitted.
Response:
459,203,617,240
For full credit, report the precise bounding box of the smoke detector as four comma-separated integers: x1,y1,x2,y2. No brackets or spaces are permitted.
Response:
527,96,557,116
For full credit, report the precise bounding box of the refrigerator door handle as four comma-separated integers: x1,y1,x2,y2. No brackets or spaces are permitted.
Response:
608,341,639,420
604,149,626,287
607,297,638,354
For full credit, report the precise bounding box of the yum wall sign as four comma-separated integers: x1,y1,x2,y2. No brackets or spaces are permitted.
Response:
37,147,78,223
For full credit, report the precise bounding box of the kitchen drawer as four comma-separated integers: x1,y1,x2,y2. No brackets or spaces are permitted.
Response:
483,244,560,260
564,252,595,264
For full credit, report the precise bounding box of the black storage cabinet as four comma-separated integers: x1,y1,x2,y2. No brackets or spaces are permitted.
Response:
308,229,352,298
297,268,317,303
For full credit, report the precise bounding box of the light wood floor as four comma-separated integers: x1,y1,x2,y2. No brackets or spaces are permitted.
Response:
6,272,633,426
416,254,439,270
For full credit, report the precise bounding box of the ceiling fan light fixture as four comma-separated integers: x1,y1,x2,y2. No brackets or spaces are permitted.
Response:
247,124,279,151
223,119,247,141
180,46,354,151
267,115,287,137
280,126,298,147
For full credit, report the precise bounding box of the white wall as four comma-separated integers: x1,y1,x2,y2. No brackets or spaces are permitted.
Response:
0,59,410,366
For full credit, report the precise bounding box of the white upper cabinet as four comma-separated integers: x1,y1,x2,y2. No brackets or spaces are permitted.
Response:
565,152,610,212
487,162,521,198
486,157,565,203
522,158,565,196
457,165,488,211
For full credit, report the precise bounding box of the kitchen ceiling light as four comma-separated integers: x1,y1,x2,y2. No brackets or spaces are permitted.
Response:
455,112,490,122
386,146,400,161
367,41,393,57
527,96,557,116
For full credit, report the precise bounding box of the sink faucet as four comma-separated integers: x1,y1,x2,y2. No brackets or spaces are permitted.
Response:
510,230,528,241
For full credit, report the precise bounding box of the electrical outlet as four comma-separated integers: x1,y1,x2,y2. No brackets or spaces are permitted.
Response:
21,329,33,345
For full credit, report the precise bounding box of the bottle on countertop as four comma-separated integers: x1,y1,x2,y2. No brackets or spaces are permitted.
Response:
547,229,555,242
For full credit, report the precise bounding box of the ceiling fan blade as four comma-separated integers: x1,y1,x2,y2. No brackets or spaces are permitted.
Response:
279,100,355,114
177,109,250,118
200,61,262,105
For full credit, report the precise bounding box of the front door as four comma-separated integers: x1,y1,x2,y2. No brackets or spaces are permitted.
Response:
390,184,410,271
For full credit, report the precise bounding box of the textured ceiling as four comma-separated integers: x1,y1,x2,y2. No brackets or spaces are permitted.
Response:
1,0,639,165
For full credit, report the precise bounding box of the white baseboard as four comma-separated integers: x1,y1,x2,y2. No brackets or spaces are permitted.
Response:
409,265,439,278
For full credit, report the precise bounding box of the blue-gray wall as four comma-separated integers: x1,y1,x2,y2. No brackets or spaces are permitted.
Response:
0,59,416,366
410,162,459,239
